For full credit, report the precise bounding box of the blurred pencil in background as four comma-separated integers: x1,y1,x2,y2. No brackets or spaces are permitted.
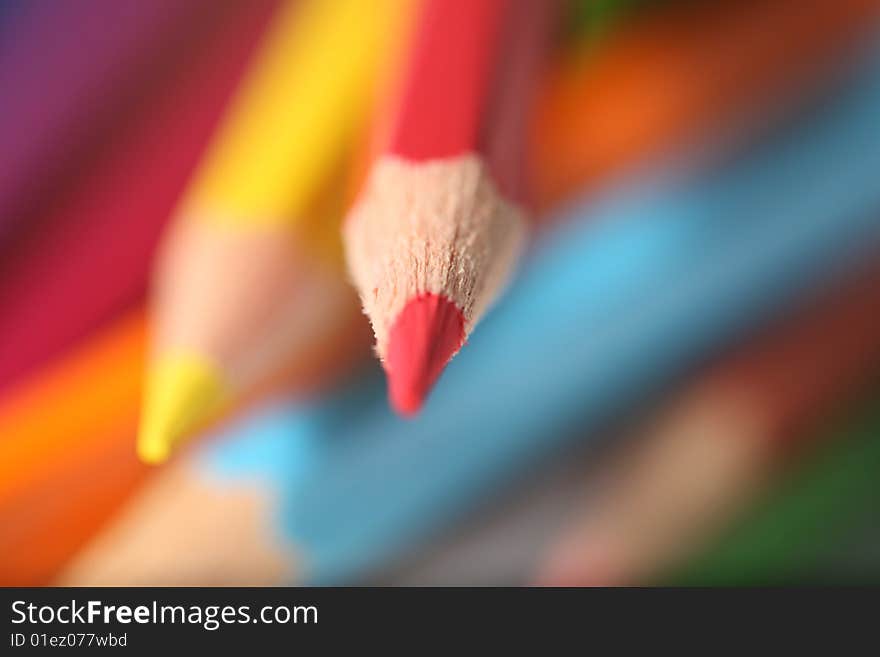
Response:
536,261,880,586
4,293,367,587
0,0,222,243
673,397,880,585
138,0,413,464
561,0,650,45
0,0,381,584
534,0,880,208
0,312,147,585
345,0,555,415
0,2,296,583
0,1,24,26
0,0,279,394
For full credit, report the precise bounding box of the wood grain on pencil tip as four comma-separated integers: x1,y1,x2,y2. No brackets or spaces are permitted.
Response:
344,0,553,415
57,460,291,586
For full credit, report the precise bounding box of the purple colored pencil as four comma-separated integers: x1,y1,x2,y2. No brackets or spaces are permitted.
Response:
0,0,216,242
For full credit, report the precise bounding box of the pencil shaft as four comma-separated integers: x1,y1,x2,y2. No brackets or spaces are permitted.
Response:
0,0,219,242
0,419,147,586
0,0,277,393
184,0,411,224
0,311,146,585
388,0,510,160
712,265,880,442
533,0,880,207
0,311,145,504
672,398,880,585
536,261,880,586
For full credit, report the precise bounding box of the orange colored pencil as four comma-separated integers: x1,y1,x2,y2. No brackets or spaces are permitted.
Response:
0,312,146,585
0,312,146,504
532,0,880,208
0,420,147,586
0,300,368,585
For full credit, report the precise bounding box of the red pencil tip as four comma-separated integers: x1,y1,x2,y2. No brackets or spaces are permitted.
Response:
385,294,465,416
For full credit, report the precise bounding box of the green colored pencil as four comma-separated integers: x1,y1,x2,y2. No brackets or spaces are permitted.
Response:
562,0,664,45
669,398,880,585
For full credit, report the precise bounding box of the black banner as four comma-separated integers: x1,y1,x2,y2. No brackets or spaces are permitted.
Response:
0,587,873,649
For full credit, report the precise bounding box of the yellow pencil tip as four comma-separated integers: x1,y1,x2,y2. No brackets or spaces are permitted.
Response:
137,437,171,466
137,354,228,465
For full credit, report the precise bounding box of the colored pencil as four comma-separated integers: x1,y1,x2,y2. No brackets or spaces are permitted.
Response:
0,294,367,586
1,421,147,587
58,456,292,586
344,0,555,415
64,44,880,584
533,0,880,208
59,377,379,586
0,0,220,243
0,0,279,395
562,0,651,45
671,397,880,585
0,1,24,29
138,0,413,465
0,311,147,585
536,262,880,586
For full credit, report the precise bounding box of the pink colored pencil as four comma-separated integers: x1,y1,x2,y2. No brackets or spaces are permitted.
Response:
0,0,279,393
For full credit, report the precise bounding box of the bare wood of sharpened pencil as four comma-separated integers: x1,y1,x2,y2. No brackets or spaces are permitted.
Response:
56,460,290,586
344,0,555,414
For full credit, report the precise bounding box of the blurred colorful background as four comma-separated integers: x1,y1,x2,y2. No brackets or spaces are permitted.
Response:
2,0,880,586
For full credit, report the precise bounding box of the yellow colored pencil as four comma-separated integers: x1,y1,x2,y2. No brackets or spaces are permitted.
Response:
139,0,416,465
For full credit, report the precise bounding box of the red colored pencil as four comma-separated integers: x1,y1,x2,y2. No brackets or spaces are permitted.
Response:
0,0,278,393
345,0,554,415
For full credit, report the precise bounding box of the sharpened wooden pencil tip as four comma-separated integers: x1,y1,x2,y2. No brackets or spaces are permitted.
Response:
385,294,465,416
137,354,228,464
